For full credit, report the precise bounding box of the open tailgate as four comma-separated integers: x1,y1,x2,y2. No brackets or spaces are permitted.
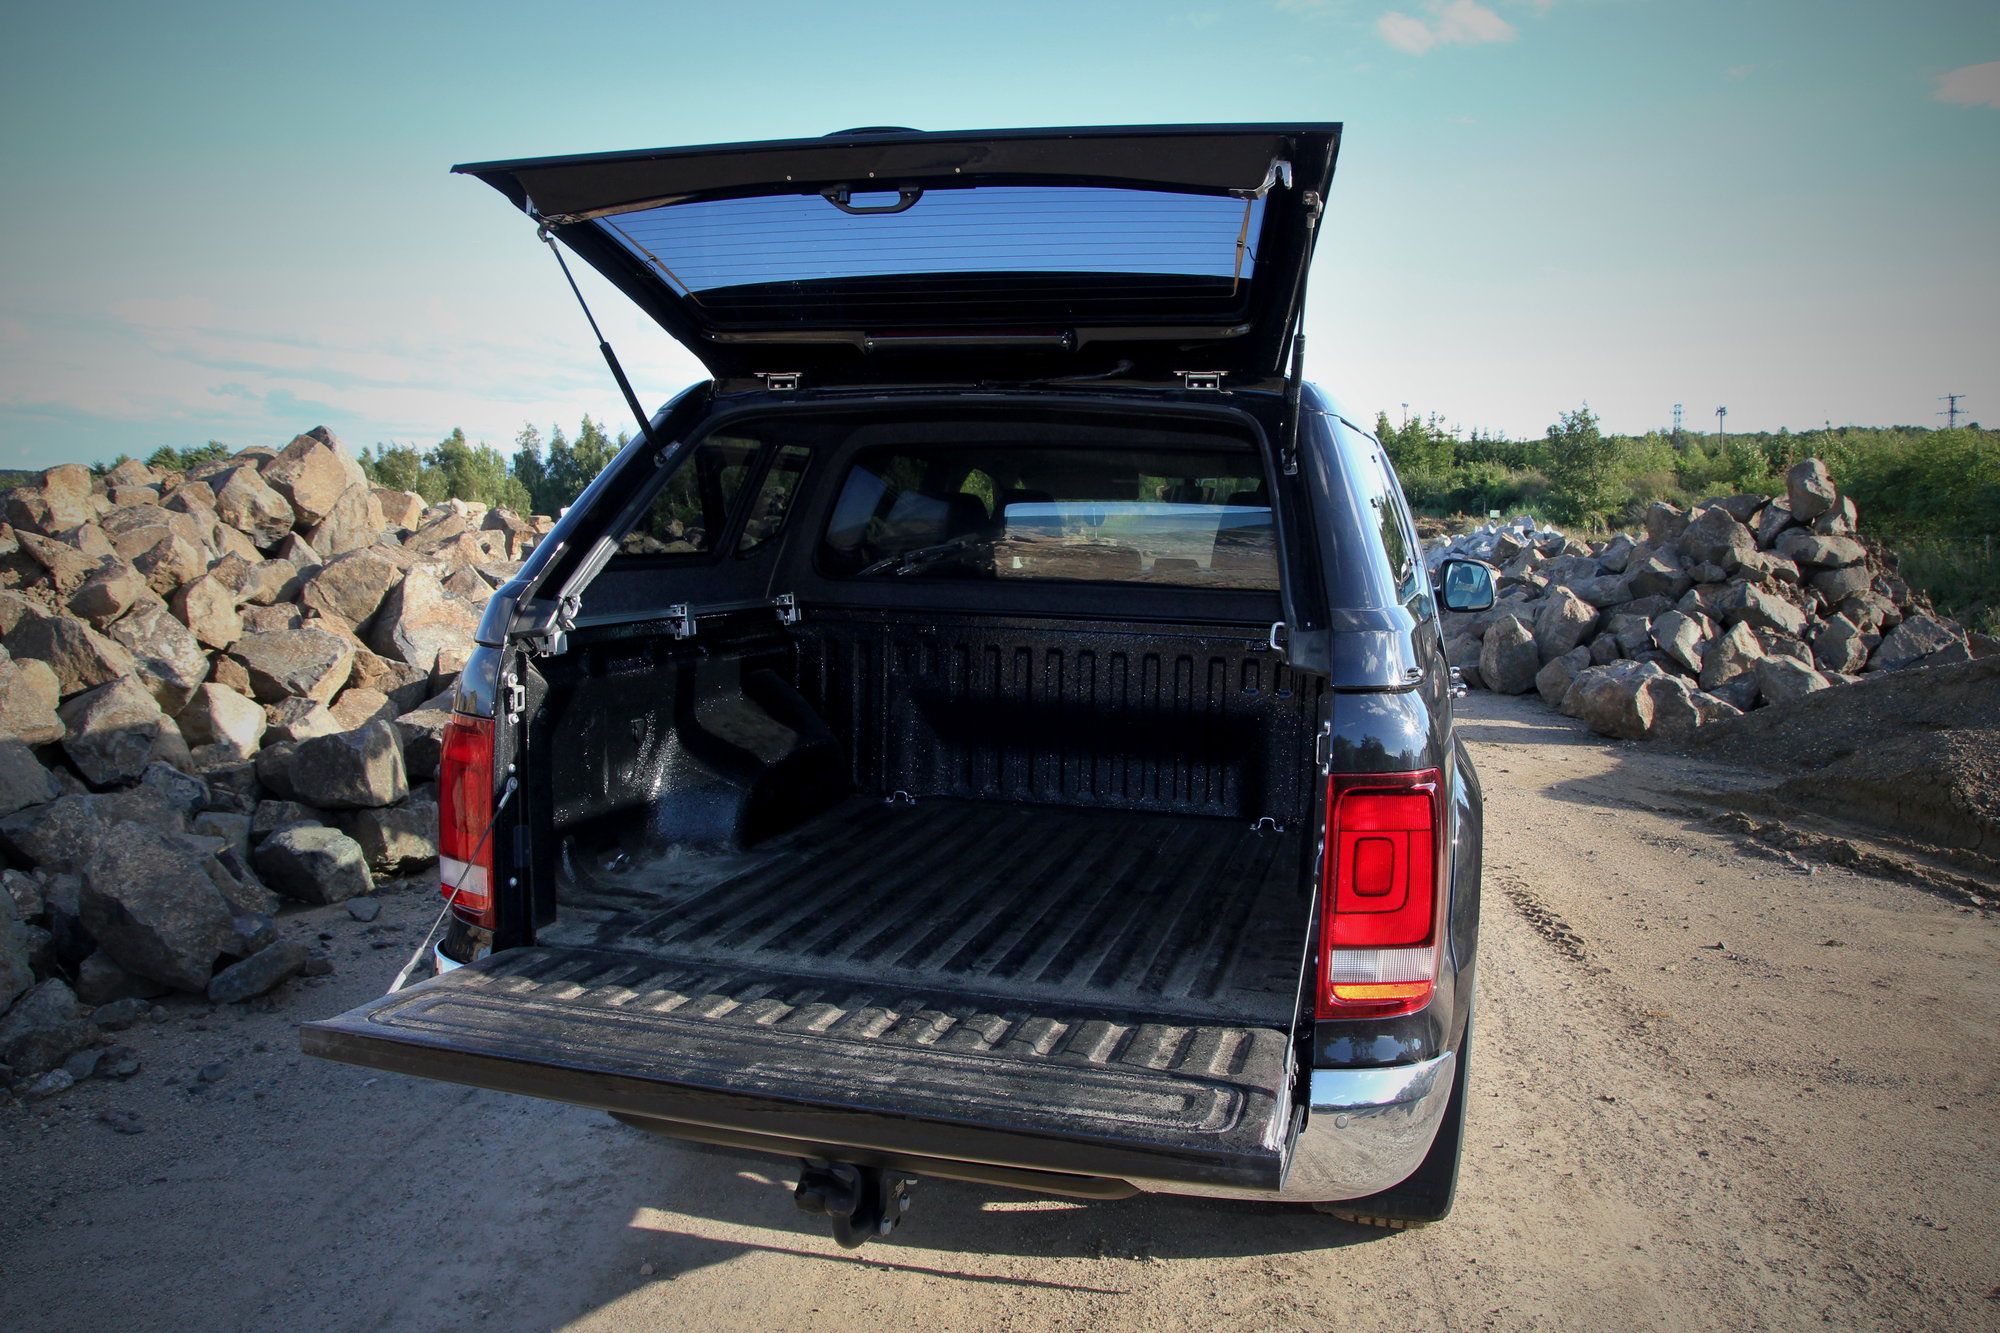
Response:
301,945,1295,1190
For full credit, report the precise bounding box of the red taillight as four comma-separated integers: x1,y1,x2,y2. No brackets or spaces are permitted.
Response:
437,712,497,928
1316,770,1444,1019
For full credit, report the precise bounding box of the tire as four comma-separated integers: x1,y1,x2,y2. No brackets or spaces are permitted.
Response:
1311,1006,1473,1229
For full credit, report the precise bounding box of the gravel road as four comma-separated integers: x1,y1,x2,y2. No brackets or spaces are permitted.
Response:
4,691,1995,1332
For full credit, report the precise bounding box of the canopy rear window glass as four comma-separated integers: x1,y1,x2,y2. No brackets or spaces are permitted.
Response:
598,187,1265,297
821,442,1278,590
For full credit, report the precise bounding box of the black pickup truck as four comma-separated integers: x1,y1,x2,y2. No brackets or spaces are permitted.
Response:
303,123,1496,1245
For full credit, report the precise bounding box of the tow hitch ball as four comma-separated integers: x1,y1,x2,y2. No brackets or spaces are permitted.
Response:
793,1160,916,1248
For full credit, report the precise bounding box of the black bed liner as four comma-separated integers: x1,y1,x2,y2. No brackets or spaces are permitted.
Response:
304,798,1313,1188
548,796,1312,1025
302,943,1297,1188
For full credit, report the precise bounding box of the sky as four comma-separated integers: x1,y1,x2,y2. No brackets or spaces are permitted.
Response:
0,0,1995,470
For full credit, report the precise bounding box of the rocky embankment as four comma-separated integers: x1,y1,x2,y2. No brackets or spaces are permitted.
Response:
1438,458,1994,741
0,428,551,1099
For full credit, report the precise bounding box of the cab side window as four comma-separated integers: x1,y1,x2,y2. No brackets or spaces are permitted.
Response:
1357,445,1426,607
618,436,762,556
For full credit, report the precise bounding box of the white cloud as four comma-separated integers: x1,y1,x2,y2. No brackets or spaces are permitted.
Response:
1934,61,2000,109
1375,1,1516,55
1725,64,1755,82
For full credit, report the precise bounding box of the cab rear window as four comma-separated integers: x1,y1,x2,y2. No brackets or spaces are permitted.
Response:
820,443,1278,590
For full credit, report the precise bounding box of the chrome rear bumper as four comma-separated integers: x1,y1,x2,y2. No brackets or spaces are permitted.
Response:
1130,1052,1457,1202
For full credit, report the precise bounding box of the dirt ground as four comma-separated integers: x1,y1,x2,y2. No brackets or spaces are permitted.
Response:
3,690,1996,1332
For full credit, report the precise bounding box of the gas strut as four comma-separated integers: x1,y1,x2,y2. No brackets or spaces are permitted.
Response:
539,225,653,447
793,1160,918,1248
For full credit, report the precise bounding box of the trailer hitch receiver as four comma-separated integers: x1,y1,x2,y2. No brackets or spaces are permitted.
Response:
794,1159,917,1248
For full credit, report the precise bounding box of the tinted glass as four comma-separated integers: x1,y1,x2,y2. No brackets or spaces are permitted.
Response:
821,444,1278,590
1358,447,1423,604
738,445,811,553
599,188,1266,294
618,436,760,556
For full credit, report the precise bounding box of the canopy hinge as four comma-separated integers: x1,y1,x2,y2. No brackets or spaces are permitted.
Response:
773,592,801,626
756,372,802,392
666,604,698,640
1176,370,1226,392
520,593,579,658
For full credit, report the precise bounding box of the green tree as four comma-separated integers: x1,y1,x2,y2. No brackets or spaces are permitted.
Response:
360,442,425,493
1541,404,1619,526
145,441,229,472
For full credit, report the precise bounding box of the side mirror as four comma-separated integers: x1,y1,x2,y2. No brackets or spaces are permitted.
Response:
1437,558,1496,612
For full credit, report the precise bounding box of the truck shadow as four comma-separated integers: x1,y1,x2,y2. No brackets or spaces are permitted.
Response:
617,1135,1391,1278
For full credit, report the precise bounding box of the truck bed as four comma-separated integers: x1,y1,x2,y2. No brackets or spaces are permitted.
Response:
543,796,1312,1026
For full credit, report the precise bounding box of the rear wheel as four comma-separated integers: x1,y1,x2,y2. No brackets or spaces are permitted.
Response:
1311,1008,1473,1229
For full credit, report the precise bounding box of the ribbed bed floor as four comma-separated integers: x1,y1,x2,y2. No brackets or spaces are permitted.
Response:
545,797,1312,1025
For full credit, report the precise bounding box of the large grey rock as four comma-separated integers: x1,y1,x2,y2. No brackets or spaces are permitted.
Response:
1626,553,1692,602
8,609,137,698
1649,609,1708,676
1532,586,1599,662
288,720,407,809
74,950,169,1006
1698,619,1765,690
168,570,243,650
252,824,373,904
1872,614,1964,672
1733,550,1797,585
1808,564,1873,603
1705,493,1766,523
375,488,427,529
1712,582,1809,638
1479,614,1541,695
1754,496,1797,549
260,432,366,528
0,978,93,1076
1603,610,1654,658
1810,615,1869,675
1754,655,1831,705
1571,573,1635,609
1813,495,1858,536
80,821,235,993
301,550,402,627
0,738,59,816
1785,458,1838,522
348,649,433,713
66,558,148,627
265,697,342,744
338,798,439,874
3,465,98,534
305,483,387,558
329,687,397,732
0,657,64,744
1776,530,1866,569
2,896,32,1010
368,569,482,673
58,678,175,786
1642,673,1707,741
209,464,296,548
176,684,265,762
1679,507,1757,573
206,939,307,1005
236,556,303,606
1643,502,1689,548
1595,534,1637,574
1534,646,1592,708
105,598,208,714
392,705,451,781
228,628,354,704
1560,661,1664,739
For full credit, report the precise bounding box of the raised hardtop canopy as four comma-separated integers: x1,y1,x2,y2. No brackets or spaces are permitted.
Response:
456,123,1341,387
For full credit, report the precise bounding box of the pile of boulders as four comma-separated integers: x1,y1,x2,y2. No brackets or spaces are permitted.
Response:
1439,458,1989,742
0,427,552,1095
